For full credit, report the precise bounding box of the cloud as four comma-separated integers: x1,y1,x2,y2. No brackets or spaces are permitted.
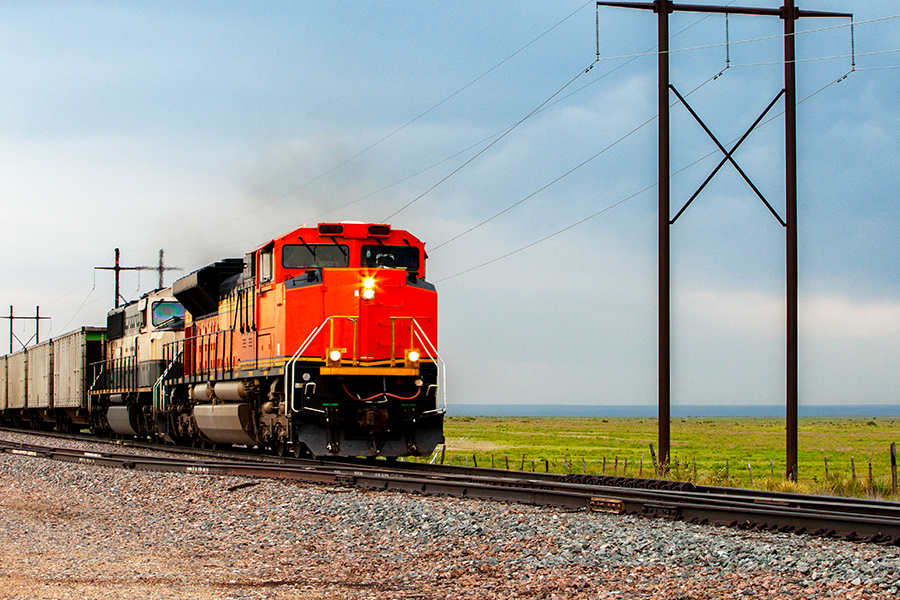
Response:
670,286,900,405
678,287,783,338
801,294,900,340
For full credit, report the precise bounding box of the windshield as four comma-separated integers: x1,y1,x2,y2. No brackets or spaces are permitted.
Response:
361,245,419,271
282,244,349,269
151,301,186,328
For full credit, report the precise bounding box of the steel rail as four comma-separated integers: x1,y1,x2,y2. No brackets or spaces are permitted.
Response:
1,435,898,546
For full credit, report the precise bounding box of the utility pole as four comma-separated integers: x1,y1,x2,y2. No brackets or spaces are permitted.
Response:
596,1,851,480
95,249,182,308
2,306,51,353
156,249,177,290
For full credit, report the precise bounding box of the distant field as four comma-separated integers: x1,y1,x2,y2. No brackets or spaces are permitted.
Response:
436,416,900,498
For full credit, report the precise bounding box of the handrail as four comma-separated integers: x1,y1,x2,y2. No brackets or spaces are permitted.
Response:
286,317,333,414
412,318,447,412
389,316,432,367
153,348,183,416
94,354,137,391
88,364,105,394
177,327,235,379
328,316,359,365
286,315,445,413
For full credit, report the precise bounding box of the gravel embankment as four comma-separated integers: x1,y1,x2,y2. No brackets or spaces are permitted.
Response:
0,431,898,599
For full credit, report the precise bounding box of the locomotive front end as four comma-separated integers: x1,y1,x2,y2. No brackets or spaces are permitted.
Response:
284,223,444,457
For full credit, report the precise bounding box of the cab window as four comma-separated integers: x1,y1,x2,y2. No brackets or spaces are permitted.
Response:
282,244,349,269
361,245,419,271
151,301,186,328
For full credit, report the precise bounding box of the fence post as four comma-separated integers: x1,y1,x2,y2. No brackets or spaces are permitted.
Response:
650,443,658,475
544,459,549,473
868,458,874,498
851,457,856,483
602,456,606,475
440,445,446,465
565,456,569,475
491,454,495,469
623,458,628,475
725,458,729,480
769,460,774,482
614,455,618,474
823,456,829,480
505,455,510,470
891,442,897,499
640,455,644,477
582,456,586,474
747,462,753,485
473,455,478,468
693,456,697,481
531,458,535,472
521,454,525,471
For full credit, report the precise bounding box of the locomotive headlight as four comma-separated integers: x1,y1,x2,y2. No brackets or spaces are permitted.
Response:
326,347,346,368
361,277,376,300
405,349,421,369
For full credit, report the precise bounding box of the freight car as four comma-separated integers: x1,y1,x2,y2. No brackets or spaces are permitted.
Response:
0,327,105,432
0,222,445,458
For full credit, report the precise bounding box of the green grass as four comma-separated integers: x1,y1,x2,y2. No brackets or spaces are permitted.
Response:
426,416,900,500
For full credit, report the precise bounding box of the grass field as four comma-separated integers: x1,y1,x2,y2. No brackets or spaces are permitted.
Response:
433,416,900,499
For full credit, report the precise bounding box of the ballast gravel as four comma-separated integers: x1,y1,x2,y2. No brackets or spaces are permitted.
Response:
0,432,898,599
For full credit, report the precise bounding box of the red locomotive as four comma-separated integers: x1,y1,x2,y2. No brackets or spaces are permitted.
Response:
165,221,444,457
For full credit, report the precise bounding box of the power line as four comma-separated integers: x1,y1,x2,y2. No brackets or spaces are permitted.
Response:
317,129,507,219
434,67,854,283
320,4,733,223
373,4,874,224
157,1,596,246
586,13,897,63
58,275,97,333
727,47,900,69
384,58,601,221
430,66,728,252
369,5,728,223
435,184,652,283
94,249,181,309
428,9,878,264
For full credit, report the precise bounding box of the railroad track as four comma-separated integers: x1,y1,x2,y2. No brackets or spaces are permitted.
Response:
1,431,898,547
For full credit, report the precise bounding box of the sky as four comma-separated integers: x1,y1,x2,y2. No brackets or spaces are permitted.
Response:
1,1,898,411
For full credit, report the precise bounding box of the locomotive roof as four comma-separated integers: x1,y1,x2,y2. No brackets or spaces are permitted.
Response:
250,222,423,253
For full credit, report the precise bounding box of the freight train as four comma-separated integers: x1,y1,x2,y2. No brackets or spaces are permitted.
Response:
0,222,445,458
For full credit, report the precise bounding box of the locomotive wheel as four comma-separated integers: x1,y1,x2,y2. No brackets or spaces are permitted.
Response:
275,441,288,457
